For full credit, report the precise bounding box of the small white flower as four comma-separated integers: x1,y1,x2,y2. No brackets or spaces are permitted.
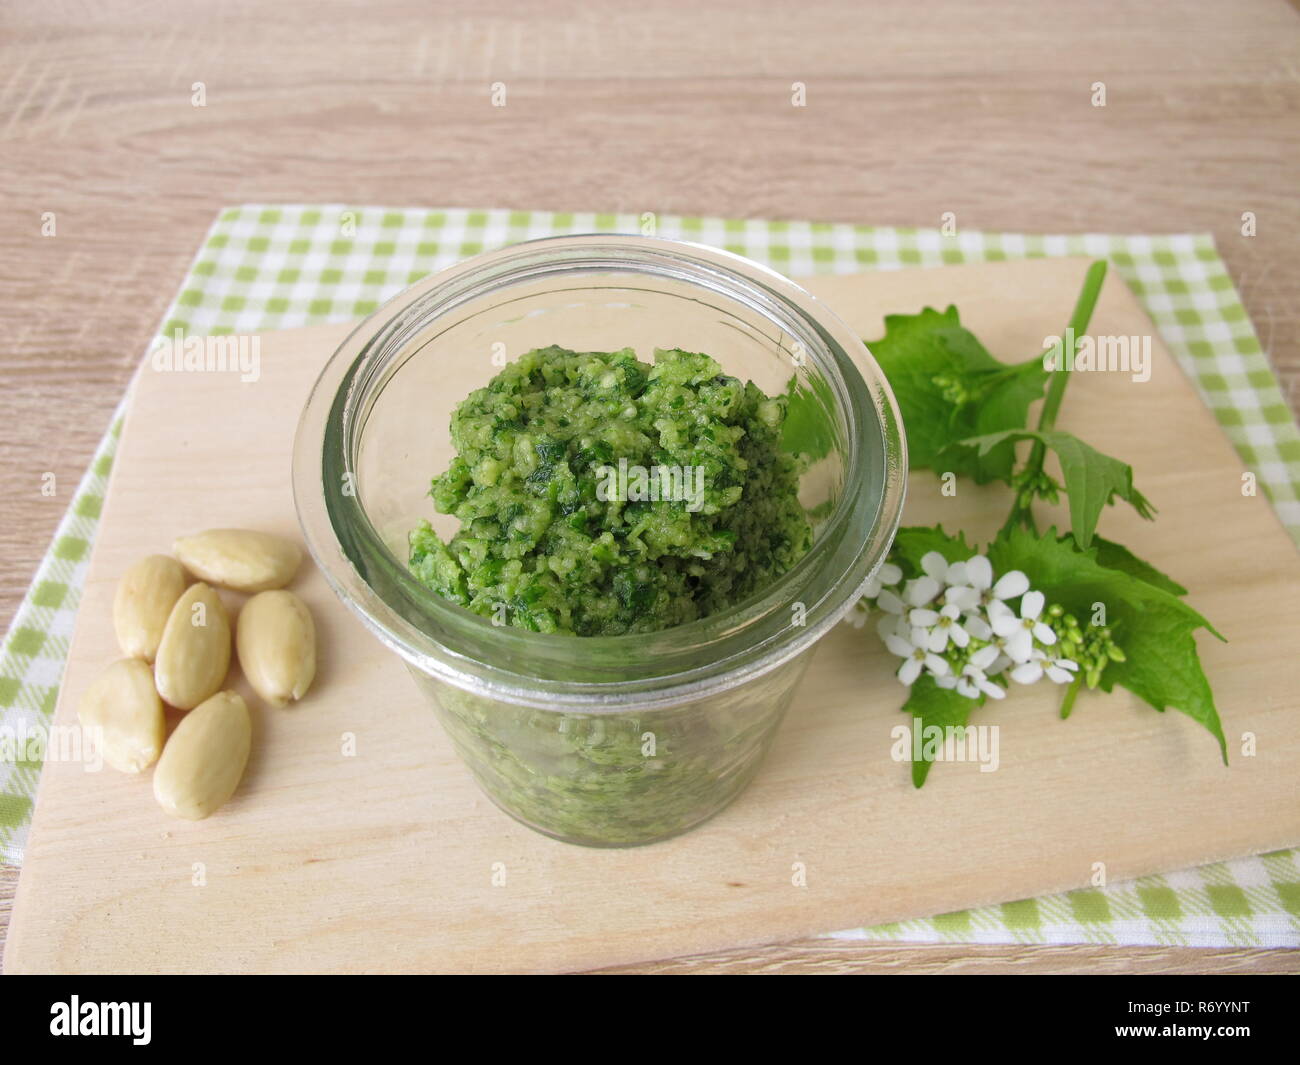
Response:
1020,591,1057,645
862,561,903,599
883,630,950,686
908,607,939,627
929,604,970,652
976,676,1007,700
1044,652,1080,685
974,629,1018,672
1009,657,1045,685
882,632,918,660
909,604,968,652
877,613,909,643
876,588,906,615
903,575,941,608
944,584,981,612
1009,647,1078,685
963,554,994,589
985,652,1013,676
903,650,951,686
989,592,1057,662
919,552,951,582
921,551,974,595
987,601,1030,662
964,555,1030,608
955,663,1006,700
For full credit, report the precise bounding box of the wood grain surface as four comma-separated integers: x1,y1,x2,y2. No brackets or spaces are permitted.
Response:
2,0,1299,974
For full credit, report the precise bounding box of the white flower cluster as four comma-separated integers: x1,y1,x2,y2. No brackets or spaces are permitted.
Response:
846,551,1080,699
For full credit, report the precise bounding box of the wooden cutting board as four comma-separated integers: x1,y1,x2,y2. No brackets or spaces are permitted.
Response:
7,258,1299,974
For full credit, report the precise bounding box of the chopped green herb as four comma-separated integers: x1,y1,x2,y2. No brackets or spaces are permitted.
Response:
409,345,813,635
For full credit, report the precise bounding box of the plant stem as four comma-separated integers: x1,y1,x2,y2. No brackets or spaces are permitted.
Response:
1037,259,1109,434
1059,675,1083,719
1004,260,1109,533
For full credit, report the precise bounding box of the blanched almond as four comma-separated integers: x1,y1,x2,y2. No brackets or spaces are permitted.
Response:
113,554,188,661
154,582,231,711
77,658,165,773
153,690,251,820
173,529,302,593
236,590,317,707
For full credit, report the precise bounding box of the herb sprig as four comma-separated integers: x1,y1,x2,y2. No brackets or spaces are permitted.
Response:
852,261,1226,786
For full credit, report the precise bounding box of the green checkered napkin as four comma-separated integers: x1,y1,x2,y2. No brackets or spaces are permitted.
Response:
3,207,1298,950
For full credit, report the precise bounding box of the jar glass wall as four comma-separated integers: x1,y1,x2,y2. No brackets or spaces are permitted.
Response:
293,235,906,846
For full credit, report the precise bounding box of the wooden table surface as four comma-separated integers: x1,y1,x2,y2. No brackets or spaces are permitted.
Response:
2,0,1298,975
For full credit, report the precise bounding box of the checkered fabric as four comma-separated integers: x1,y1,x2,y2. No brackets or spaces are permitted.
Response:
3,206,1297,949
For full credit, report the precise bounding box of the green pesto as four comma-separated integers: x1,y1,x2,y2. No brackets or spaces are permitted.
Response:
423,674,797,846
409,345,812,635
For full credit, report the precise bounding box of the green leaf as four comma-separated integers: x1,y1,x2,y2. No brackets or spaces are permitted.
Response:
889,525,975,577
988,526,1227,763
865,306,1048,484
961,429,1155,548
1092,537,1188,597
779,374,837,460
901,674,981,788
958,363,1055,483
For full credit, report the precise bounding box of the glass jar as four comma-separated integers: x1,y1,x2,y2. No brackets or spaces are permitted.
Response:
293,235,906,846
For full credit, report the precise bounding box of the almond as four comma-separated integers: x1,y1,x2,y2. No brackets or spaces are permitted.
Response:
154,582,232,710
77,658,165,773
113,554,188,661
236,590,317,707
173,529,302,593
153,690,252,820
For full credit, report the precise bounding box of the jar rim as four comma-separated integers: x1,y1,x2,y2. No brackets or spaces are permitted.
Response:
292,234,907,711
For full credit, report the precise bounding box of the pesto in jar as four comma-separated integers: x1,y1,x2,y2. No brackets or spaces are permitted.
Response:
409,345,812,635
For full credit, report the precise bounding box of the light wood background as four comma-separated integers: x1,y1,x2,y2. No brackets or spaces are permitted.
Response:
1,0,1298,974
